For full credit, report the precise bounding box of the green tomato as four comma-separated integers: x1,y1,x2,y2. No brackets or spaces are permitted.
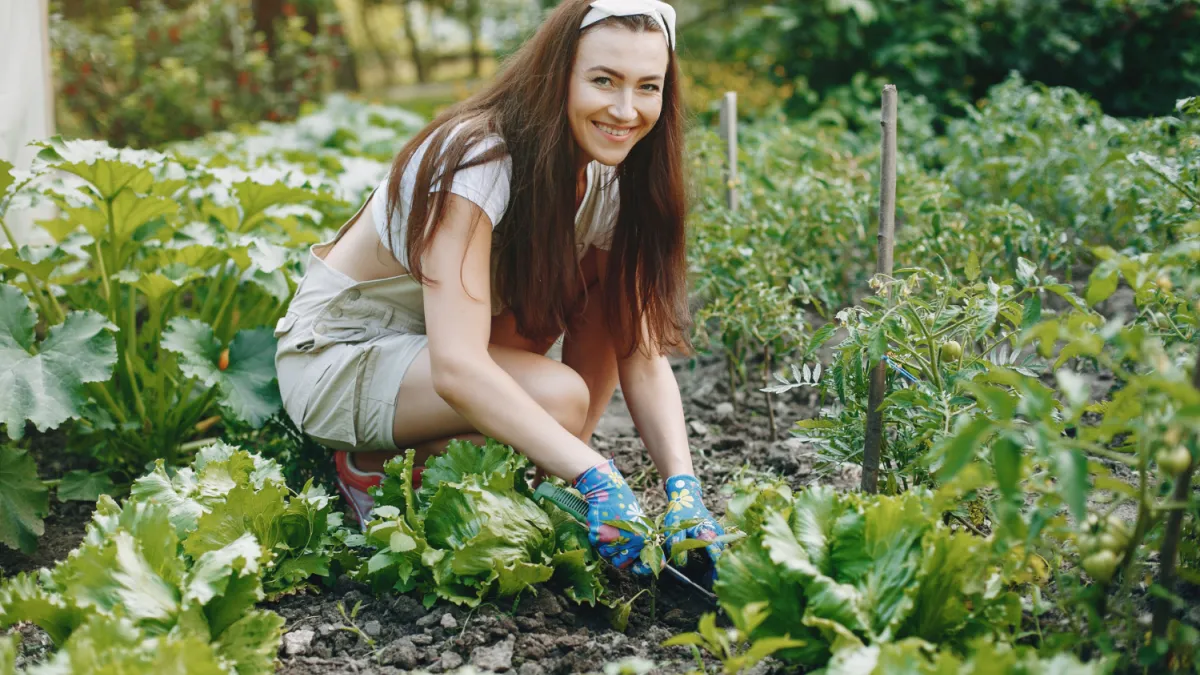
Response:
1104,515,1130,546
1076,533,1099,554
1082,550,1118,584
940,340,963,362
1156,446,1193,477
1098,531,1125,554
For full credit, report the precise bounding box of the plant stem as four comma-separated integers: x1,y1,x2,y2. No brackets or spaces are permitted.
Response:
200,261,230,319
93,240,116,324
178,437,221,454
1152,342,1199,638
87,382,128,425
124,287,146,421
727,348,739,415
211,271,241,336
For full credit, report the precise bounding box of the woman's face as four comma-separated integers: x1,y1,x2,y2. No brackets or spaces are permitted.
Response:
567,25,670,168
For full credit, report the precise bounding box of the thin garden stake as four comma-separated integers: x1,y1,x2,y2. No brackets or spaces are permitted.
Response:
720,91,740,416
861,85,898,494
719,91,739,211
764,344,776,439
1152,342,1199,638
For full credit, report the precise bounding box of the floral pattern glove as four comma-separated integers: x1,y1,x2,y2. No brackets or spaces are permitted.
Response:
573,459,654,575
663,474,726,580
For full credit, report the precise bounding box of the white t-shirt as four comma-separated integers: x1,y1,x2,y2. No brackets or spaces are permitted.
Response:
370,127,620,270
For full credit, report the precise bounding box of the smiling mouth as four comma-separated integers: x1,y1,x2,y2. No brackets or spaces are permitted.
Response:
593,121,635,139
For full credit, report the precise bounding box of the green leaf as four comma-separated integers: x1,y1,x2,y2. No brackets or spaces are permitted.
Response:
56,530,181,626
934,415,994,482
1015,257,1037,285
965,251,980,282
182,482,287,562
1054,448,1090,522
233,181,320,231
0,246,67,283
0,571,82,643
1020,295,1042,330
660,632,707,648
741,636,809,669
0,284,118,439
550,549,604,606
57,470,116,502
0,158,13,198
991,436,1023,500
0,446,49,553
35,137,156,200
608,589,647,633
418,438,527,506
0,634,14,675
110,192,178,240
161,319,281,427
1085,262,1119,306
212,609,286,675
183,532,263,608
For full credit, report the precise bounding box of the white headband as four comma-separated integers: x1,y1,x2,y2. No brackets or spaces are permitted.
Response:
580,0,676,51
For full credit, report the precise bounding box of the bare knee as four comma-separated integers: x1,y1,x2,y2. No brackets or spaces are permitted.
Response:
528,364,590,438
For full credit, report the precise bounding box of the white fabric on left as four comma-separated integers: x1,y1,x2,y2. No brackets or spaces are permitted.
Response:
0,0,55,246
581,0,676,50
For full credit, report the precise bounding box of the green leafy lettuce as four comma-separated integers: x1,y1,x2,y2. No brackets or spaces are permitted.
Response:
715,485,1025,666
356,439,605,608
821,637,1114,674
0,443,345,673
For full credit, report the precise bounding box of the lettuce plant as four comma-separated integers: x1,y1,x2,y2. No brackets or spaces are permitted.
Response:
712,484,1025,666
354,439,606,608
0,443,342,673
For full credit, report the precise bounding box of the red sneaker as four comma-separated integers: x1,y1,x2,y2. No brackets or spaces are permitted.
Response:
334,452,423,528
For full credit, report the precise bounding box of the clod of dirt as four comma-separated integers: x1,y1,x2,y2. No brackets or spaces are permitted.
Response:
282,629,315,656
765,437,815,475
688,419,710,437
391,594,426,621
379,637,420,669
363,620,382,637
518,663,548,675
714,402,735,419
416,611,442,628
439,650,465,670
471,635,516,671
531,592,563,617
441,612,458,630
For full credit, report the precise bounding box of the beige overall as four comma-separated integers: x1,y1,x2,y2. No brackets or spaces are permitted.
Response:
275,170,608,452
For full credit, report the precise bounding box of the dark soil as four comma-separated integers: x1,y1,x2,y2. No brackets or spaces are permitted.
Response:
1,352,844,674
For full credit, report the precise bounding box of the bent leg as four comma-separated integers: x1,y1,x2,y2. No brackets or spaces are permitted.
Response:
355,343,591,472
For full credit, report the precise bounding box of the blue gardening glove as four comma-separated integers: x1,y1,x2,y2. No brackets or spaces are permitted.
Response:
574,459,654,575
663,474,726,581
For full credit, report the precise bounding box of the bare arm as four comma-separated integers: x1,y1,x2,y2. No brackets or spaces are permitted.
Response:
423,194,604,480
619,346,694,479
594,250,694,479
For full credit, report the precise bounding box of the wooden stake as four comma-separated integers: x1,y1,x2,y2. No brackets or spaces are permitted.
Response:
1152,343,1200,638
861,85,898,494
719,91,739,211
764,344,776,439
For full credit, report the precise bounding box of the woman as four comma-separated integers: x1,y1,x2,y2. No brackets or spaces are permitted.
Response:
275,0,723,577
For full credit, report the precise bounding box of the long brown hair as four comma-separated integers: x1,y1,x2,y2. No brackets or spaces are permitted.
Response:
385,0,689,357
